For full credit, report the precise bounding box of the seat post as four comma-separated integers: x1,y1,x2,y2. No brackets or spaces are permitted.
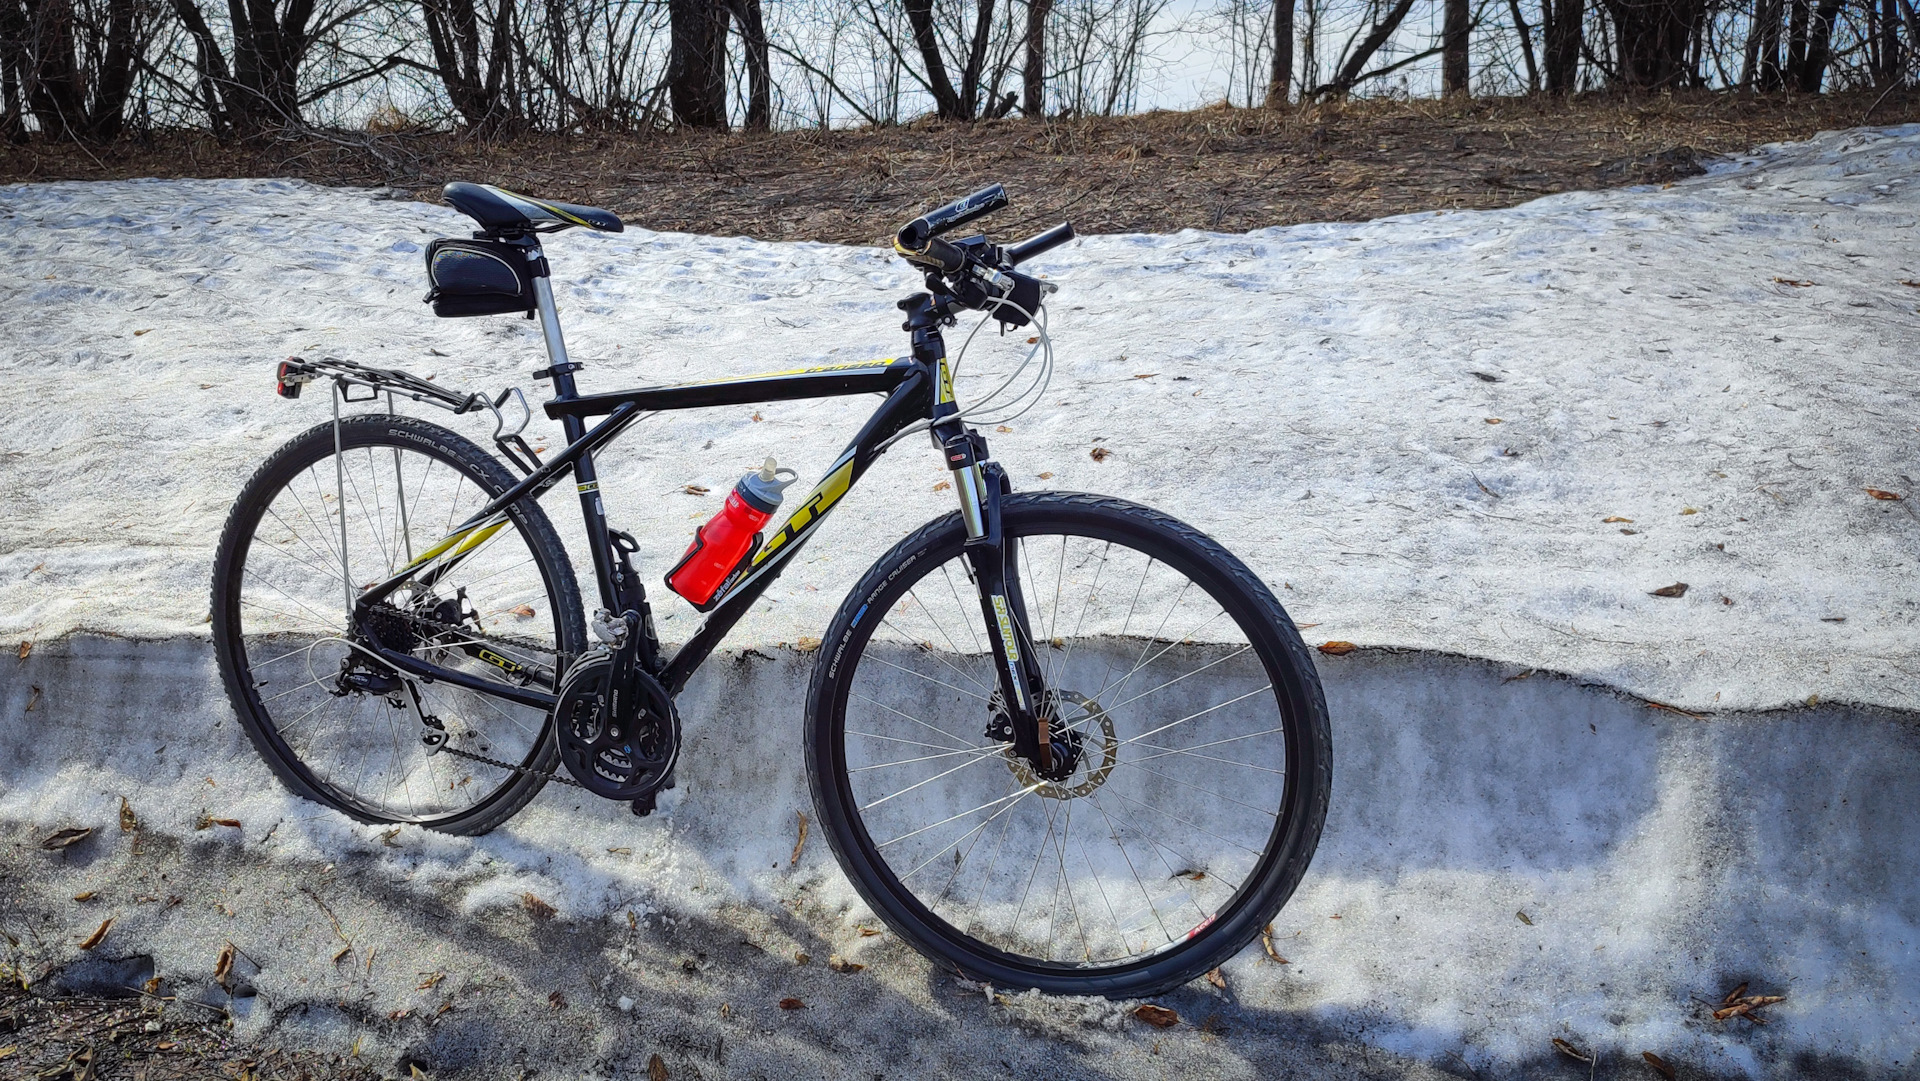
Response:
529,273,581,401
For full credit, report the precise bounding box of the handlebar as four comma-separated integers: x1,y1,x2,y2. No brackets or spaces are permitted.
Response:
1005,222,1076,265
896,184,1009,249
893,184,1075,326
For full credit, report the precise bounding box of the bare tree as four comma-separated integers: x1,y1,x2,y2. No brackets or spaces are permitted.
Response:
1024,0,1049,113
166,0,402,131
1266,0,1293,104
1540,0,1582,90
416,0,517,130
1442,0,1470,90
668,0,727,127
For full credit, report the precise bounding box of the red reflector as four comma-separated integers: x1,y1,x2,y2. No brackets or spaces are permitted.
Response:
275,360,303,399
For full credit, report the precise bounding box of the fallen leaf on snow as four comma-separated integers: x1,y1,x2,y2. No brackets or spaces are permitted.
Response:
794,952,810,965
1602,516,1633,523
1484,417,1503,424
1037,472,1054,480
1134,1004,1180,1028
932,480,951,491
857,927,883,937
211,818,242,829
1317,641,1357,655
521,893,556,921
1642,1050,1677,1079
119,797,138,832
1516,910,1533,925
1261,923,1288,964
1205,967,1226,990
508,603,536,618
214,943,235,987
77,917,114,950
649,1054,669,1081
1771,277,1814,287
779,997,806,1010
1089,447,1112,462
379,827,402,847
15,641,28,659
790,810,809,865
828,955,864,973
1865,487,1902,501
682,484,710,496
548,990,567,1010
996,425,1013,432
1680,507,1698,515
1649,583,1689,598
1552,1037,1593,1063
41,827,93,850
72,891,96,902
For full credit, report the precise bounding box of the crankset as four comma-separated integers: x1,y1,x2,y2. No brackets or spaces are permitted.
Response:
552,650,679,806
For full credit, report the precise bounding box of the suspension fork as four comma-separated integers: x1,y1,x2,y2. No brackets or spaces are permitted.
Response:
931,378,1055,775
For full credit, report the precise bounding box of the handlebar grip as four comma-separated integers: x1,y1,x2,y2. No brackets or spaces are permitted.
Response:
897,184,1009,248
917,235,968,274
1005,222,1076,266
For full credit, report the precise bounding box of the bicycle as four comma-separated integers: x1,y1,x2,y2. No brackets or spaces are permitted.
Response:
210,181,1331,997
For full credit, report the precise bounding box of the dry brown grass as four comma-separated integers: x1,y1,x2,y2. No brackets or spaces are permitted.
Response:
3,91,1916,244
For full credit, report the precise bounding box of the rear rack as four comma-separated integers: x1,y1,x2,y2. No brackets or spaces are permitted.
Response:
275,355,543,474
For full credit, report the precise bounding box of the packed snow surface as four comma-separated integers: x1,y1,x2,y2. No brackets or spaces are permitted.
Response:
2,125,1919,711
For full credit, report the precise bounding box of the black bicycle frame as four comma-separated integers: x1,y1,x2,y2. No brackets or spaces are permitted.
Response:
349,243,1057,773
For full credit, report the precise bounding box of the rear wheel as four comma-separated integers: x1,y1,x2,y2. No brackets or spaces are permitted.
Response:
806,493,1330,997
211,414,584,835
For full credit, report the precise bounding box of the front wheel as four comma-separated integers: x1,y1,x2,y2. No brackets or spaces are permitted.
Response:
805,493,1331,997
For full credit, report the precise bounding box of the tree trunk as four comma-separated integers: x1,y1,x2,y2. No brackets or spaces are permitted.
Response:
667,0,728,129
1265,0,1293,106
421,0,516,131
1600,0,1705,88
23,0,84,138
1507,0,1540,91
903,0,965,118
957,0,993,117
1442,0,1471,93
1784,0,1809,82
1542,0,1583,92
1791,0,1843,89
0,2,23,143
1024,0,1050,114
727,0,770,130
1316,0,1418,97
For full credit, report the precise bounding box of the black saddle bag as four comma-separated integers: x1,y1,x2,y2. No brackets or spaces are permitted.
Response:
423,238,536,318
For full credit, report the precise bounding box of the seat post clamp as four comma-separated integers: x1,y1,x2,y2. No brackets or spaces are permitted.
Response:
534,362,583,381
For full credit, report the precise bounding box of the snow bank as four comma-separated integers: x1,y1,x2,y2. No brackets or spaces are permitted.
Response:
4,638,1915,1078
2,124,1918,711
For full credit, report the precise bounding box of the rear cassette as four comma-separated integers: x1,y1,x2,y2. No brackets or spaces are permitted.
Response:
552,653,678,801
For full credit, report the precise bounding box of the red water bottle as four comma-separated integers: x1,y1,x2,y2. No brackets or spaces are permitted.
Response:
666,459,798,608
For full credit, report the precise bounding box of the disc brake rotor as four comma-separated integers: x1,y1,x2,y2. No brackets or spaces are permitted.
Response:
1004,690,1117,799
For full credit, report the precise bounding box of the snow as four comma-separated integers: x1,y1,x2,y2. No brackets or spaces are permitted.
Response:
2,125,1919,1077
2,124,1918,712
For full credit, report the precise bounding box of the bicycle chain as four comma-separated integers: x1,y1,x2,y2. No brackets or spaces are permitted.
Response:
372,603,584,788
432,739,583,788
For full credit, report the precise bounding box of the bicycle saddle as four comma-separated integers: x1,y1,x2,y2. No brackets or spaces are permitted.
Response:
442,182,624,234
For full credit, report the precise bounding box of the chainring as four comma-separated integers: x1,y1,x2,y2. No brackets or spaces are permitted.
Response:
552,652,679,801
